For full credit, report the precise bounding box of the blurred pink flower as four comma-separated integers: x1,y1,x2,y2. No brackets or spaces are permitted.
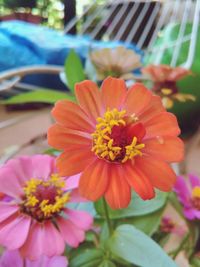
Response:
160,216,186,236
174,174,200,220
0,250,68,267
0,155,93,260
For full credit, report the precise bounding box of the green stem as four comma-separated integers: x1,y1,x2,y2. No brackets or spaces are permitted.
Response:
170,233,190,259
102,198,113,236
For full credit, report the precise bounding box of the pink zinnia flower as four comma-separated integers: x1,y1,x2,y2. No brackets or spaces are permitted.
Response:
0,250,68,267
174,174,200,220
0,155,93,260
160,216,186,236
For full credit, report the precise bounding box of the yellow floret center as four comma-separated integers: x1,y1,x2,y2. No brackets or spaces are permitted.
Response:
192,186,200,198
91,108,144,163
22,174,70,221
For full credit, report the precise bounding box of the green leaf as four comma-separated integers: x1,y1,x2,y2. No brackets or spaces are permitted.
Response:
99,260,116,267
43,148,60,156
95,191,167,219
69,248,104,267
191,257,200,267
1,89,74,105
100,221,110,248
68,201,96,217
64,49,86,92
168,192,184,219
109,224,177,267
124,207,165,236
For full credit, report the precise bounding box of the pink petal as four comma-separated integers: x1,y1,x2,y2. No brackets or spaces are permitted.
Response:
57,218,85,248
0,250,23,267
64,174,81,191
26,255,68,267
65,209,93,230
47,256,68,267
20,221,65,260
0,215,31,250
189,174,200,188
43,221,65,257
174,176,191,204
15,155,56,181
0,167,23,198
183,208,196,220
20,222,44,260
69,189,89,203
3,158,29,184
30,155,56,180
194,210,200,219
0,203,19,223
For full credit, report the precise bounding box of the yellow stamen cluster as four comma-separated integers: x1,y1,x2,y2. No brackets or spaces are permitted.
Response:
22,174,69,219
91,108,144,163
161,88,173,96
192,186,200,198
122,137,145,163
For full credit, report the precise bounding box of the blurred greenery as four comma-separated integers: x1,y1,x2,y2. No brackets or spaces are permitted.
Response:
0,88,75,104
95,191,168,219
0,0,106,30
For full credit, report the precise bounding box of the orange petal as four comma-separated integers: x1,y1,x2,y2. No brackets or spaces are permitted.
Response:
105,164,131,209
144,112,180,138
124,162,155,200
79,159,109,201
139,95,165,123
123,83,152,116
75,80,103,122
135,156,177,191
101,77,127,109
52,100,95,132
143,136,184,162
57,149,96,176
142,65,172,82
48,124,91,150
168,67,191,81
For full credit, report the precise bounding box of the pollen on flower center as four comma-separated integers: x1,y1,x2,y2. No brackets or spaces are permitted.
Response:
20,174,70,222
191,186,200,210
91,108,145,163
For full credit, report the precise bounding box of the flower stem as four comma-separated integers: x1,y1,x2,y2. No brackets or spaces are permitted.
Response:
170,233,190,259
102,197,113,236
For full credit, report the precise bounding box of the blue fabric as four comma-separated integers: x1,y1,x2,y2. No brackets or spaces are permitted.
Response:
0,21,143,89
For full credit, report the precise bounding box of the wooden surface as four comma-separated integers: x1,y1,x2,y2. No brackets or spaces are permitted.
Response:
0,106,52,162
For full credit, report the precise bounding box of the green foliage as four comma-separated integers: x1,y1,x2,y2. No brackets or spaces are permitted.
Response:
95,191,168,219
68,201,96,217
43,148,60,156
191,257,200,267
99,260,117,267
0,89,74,105
64,49,86,92
3,0,36,9
69,248,104,267
109,224,177,267
124,207,165,236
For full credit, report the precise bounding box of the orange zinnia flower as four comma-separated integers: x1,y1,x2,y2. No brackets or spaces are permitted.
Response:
142,64,195,109
48,77,184,209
